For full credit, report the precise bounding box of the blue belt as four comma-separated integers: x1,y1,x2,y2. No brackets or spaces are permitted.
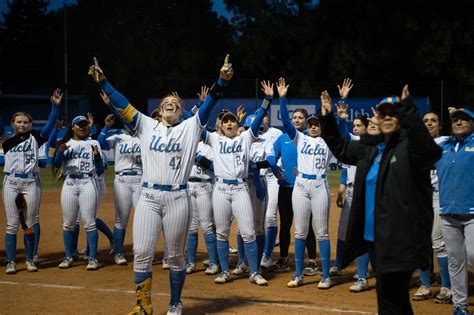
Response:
5,172,37,179
142,182,187,191
298,173,327,180
188,177,211,183
116,171,140,176
68,174,92,179
216,178,246,185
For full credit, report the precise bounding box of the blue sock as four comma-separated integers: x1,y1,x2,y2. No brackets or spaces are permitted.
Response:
356,253,369,279
187,233,198,264
113,228,126,254
204,232,218,265
256,234,265,264
23,233,35,261
5,233,17,262
335,239,346,268
96,218,114,244
33,223,40,256
86,230,99,260
71,224,80,254
419,268,431,287
169,270,186,305
63,230,74,258
134,272,152,284
437,256,451,288
319,239,331,278
263,226,278,258
216,240,230,272
295,238,306,277
236,234,245,265
243,240,259,274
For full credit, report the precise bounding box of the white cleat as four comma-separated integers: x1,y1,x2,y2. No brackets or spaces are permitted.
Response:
249,272,268,286
287,275,304,288
5,261,16,274
186,262,196,274
58,257,73,269
86,259,99,271
114,253,128,266
229,246,238,254
162,259,170,270
260,255,273,269
214,271,232,284
232,262,248,275
26,260,38,272
318,277,332,289
205,263,220,275
349,278,369,292
166,301,183,315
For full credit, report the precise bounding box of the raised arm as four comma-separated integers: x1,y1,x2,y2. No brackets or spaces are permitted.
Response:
250,80,273,137
277,77,296,140
98,114,115,150
40,88,62,138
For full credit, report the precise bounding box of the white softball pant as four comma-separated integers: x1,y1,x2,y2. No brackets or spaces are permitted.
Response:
292,177,330,241
247,177,266,236
61,177,98,232
431,189,446,256
212,182,256,243
133,188,191,272
188,181,214,235
113,174,142,229
264,173,279,228
337,184,353,241
3,175,41,234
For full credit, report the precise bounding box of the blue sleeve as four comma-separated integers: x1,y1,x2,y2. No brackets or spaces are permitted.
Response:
40,104,59,138
53,151,64,168
336,117,351,141
95,159,105,176
38,158,48,168
182,111,194,121
200,129,208,142
47,127,59,152
340,167,348,185
98,127,110,150
197,78,229,126
250,97,271,137
280,97,296,140
100,80,139,131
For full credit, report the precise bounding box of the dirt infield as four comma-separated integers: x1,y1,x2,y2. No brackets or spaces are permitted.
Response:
0,189,466,314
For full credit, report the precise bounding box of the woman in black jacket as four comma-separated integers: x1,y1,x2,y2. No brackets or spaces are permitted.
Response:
319,86,442,314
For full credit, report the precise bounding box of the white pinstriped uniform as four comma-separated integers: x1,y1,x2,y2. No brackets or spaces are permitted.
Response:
206,130,257,243
106,133,142,229
60,139,100,232
2,133,42,234
188,142,214,235
292,131,332,241
133,114,202,272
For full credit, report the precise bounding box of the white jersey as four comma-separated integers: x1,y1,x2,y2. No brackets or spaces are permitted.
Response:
345,134,360,185
105,133,142,174
61,138,101,176
136,113,202,184
4,132,42,174
189,142,214,180
206,129,255,179
258,127,283,175
294,131,332,176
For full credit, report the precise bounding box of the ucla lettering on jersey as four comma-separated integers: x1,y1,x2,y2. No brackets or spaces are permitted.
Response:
62,139,100,176
219,140,243,154
118,142,141,155
4,134,40,174
149,135,182,153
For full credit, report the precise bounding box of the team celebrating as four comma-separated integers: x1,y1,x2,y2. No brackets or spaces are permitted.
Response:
1,55,473,315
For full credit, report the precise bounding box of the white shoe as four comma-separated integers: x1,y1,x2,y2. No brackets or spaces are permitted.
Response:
33,255,39,264
318,277,332,289
86,259,99,271
353,270,372,280
114,253,128,266
232,262,248,275
229,246,238,254
260,255,273,269
167,301,183,315
249,272,268,286
162,259,170,270
26,260,38,272
349,278,369,292
186,262,196,274
58,257,73,269
287,274,304,288
202,259,210,267
5,261,16,274
214,271,231,284
329,266,342,276
78,248,87,255
205,263,220,275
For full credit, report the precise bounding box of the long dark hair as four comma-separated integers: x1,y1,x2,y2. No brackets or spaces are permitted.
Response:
51,124,74,180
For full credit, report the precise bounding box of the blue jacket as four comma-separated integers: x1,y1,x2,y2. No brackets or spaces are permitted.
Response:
267,133,297,187
436,131,474,215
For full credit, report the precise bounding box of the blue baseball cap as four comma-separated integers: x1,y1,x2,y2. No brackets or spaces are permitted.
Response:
243,114,256,127
307,114,319,124
71,116,88,126
450,108,474,120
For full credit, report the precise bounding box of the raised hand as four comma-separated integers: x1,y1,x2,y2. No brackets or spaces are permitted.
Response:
401,84,410,100
219,54,234,80
88,57,106,83
171,91,180,100
370,107,381,126
197,85,209,103
58,143,69,153
91,145,100,157
336,102,349,120
337,78,353,100
276,77,289,98
260,80,274,97
104,114,115,127
87,112,94,126
236,105,246,123
51,88,63,106
99,90,111,106
320,90,332,116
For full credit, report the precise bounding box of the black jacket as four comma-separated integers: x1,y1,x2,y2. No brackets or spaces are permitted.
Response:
320,97,442,275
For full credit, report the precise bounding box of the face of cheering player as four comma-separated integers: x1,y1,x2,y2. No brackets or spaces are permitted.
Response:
451,114,474,137
367,120,381,136
353,119,367,136
72,121,91,140
423,112,441,138
306,119,321,137
12,114,33,134
159,96,182,126
291,111,307,130
221,116,239,138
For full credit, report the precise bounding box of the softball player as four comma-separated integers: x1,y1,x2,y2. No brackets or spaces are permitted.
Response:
203,80,273,286
53,115,104,271
89,56,232,315
277,77,333,289
98,113,142,266
2,89,61,274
